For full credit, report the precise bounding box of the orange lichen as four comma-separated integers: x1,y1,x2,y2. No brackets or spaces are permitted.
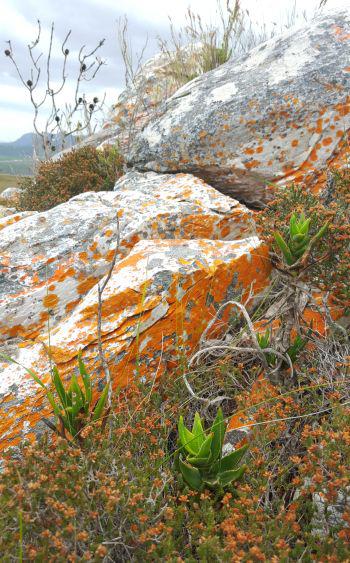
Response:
315,119,323,134
0,241,271,452
76,277,99,295
244,160,260,170
42,293,59,308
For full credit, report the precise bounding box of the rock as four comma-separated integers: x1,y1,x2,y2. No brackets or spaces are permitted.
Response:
311,486,350,536
104,44,206,153
0,172,255,343
55,45,205,157
0,206,16,218
128,7,350,206
0,237,271,451
0,210,37,230
0,187,22,206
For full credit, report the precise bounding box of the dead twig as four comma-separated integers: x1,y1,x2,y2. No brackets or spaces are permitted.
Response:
97,214,121,409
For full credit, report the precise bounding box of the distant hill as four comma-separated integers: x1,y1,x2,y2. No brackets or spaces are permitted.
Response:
11,133,36,148
0,135,34,159
0,133,78,175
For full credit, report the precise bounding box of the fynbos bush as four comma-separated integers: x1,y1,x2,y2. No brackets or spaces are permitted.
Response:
18,145,123,211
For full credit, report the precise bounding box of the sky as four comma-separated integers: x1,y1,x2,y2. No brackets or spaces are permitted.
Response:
0,0,345,142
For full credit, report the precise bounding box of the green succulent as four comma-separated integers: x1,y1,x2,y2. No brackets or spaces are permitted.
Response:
274,212,328,267
257,328,276,367
286,334,307,363
177,408,248,491
0,351,110,441
257,329,307,367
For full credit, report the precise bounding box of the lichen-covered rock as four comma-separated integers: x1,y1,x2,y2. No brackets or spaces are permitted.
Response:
0,237,271,451
102,44,205,153
0,172,254,343
0,206,16,218
128,8,350,206
57,45,205,156
0,187,22,206
0,210,37,230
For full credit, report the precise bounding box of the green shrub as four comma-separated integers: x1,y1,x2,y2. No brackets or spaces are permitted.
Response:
18,145,124,212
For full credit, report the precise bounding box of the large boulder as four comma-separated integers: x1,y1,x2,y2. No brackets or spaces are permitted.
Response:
0,237,271,451
0,172,254,343
128,7,350,206
0,187,22,206
0,210,37,230
102,44,206,153
59,44,205,156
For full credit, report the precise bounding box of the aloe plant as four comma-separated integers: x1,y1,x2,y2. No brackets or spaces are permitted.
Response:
257,328,276,367
177,408,248,491
286,334,307,363
274,212,328,266
0,351,110,441
257,330,306,367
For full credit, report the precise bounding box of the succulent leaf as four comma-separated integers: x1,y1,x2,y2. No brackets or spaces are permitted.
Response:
196,432,214,460
191,412,206,450
178,416,198,455
210,408,226,461
219,444,249,472
273,232,295,265
92,383,110,422
179,456,203,491
218,465,247,487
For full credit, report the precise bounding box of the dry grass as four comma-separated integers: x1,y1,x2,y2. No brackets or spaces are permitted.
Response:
0,174,20,193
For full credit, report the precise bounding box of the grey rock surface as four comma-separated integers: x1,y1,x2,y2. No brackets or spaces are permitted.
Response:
127,8,350,206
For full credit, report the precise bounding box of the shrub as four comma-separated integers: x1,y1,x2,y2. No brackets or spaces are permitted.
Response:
0,371,349,561
18,145,124,212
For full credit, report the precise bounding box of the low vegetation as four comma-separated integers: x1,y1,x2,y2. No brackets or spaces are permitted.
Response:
0,169,349,560
0,368,349,560
258,174,350,310
17,146,124,212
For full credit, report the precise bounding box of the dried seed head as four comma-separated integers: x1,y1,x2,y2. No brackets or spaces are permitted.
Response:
27,79,33,87
4,49,11,57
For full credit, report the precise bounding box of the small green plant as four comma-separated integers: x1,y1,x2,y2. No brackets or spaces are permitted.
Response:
287,334,307,363
42,356,110,440
274,212,328,267
1,352,110,441
257,328,276,367
177,408,248,491
257,329,307,367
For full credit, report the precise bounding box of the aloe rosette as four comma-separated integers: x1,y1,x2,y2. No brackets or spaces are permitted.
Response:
274,212,328,266
177,408,248,491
